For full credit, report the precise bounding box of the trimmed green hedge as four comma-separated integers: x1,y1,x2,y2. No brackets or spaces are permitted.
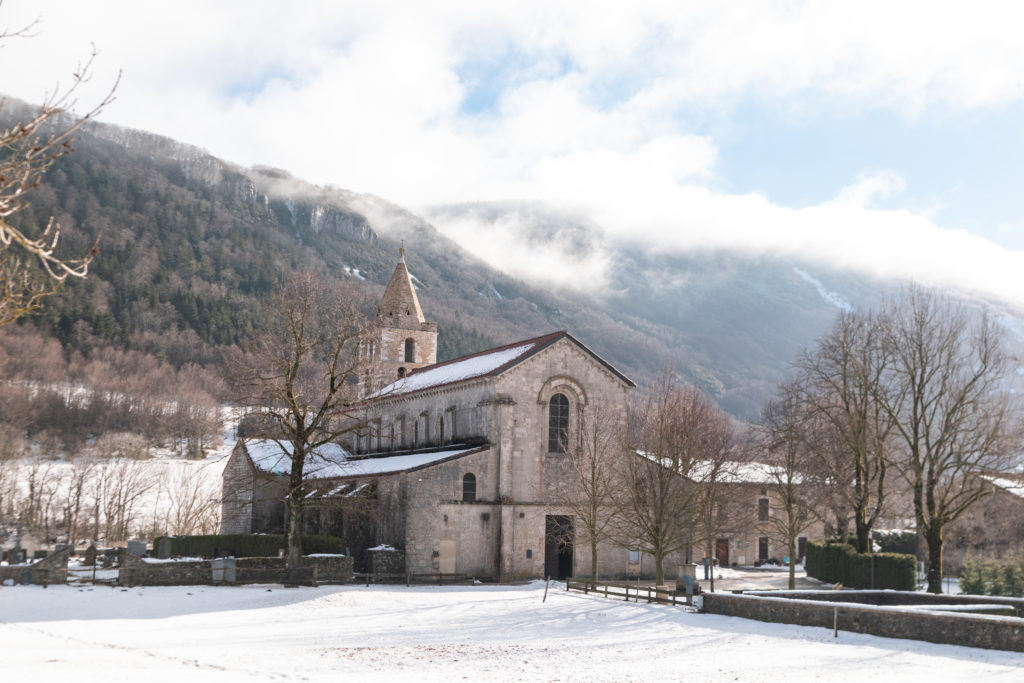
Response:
805,540,916,591
154,534,346,559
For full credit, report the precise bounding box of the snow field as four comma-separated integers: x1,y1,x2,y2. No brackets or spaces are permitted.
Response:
3,581,1022,682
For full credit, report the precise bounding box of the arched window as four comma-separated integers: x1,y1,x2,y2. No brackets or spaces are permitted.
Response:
398,367,407,378
462,473,476,502
404,338,416,363
548,393,569,453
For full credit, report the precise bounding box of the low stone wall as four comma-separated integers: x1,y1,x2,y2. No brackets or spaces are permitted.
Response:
118,553,353,586
369,548,405,577
0,547,70,585
745,590,1024,618
702,591,1024,652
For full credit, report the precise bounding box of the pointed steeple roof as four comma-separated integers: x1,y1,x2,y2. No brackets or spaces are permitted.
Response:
378,247,425,323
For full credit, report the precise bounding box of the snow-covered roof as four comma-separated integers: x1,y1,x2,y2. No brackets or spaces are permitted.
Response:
712,461,804,485
332,446,486,477
371,331,634,399
984,475,1024,499
244,439,486,480
244,440,351,480
640,455,806,485
375,340,546,397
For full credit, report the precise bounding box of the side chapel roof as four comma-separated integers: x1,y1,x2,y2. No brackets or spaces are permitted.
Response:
240,439,488,481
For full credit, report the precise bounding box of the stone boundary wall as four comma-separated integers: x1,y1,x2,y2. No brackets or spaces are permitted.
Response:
369,548,405,577
118,552,353,586
744,590,1024,618
702,591,1024,652
0,547,70,585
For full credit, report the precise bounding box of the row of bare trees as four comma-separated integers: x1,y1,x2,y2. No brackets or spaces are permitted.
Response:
0,325,223,453
762,287,1022,593
0,452,220,547
549,376,740,588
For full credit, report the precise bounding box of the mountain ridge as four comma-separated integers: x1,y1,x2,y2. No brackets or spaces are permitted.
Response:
5,96,1020,419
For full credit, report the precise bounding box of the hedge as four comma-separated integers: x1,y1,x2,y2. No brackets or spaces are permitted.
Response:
805,540,917,590
960,556,1024,597
153,534,346,559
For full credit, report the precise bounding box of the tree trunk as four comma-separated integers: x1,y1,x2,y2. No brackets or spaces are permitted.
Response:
925,524,944,594
788,537,797,590
854,507,871,554
285,496,303,569
706,539,715,593
590,538,599,589
654,551,665,586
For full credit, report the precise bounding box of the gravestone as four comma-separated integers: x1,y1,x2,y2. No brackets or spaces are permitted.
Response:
126,541,147,557
83,544,97,566
157,537,172,559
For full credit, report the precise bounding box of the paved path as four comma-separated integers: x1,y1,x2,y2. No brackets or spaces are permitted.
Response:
695,566,827,592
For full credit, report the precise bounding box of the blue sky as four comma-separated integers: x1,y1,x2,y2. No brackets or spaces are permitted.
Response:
1,1,1023,303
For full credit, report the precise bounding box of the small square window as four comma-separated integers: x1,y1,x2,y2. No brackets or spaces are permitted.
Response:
627,549,640,563
526,549,533,559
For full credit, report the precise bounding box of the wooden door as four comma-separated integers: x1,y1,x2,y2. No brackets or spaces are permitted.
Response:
715,538,730,567
438,539,456,574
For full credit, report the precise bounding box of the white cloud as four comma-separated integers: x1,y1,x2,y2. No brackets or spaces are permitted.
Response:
2,1,1024,306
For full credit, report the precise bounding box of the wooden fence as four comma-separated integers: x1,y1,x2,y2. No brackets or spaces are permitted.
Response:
565,579,694,607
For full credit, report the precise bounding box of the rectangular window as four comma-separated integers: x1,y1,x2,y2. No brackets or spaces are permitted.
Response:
627,549,640,564
758,537,769,561
758,498,769,521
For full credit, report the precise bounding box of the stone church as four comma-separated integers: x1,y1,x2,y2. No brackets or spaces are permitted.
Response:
222,249,641,580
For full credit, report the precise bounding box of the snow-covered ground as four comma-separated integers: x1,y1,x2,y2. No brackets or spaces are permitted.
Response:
3,581,1021,681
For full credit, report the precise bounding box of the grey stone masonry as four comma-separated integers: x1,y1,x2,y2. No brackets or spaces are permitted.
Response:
0,546,70,585
118,552,354,586
702,591,1024,652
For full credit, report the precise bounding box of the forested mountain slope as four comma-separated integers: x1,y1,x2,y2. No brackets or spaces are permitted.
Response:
6,98,1020,420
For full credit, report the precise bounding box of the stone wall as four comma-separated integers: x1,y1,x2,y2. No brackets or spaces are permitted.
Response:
369,547,405,576
0,547,69,585
118,552,353,586
744,589,1024,617
702,591,1024,652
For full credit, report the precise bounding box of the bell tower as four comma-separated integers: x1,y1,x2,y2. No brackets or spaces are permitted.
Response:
366,247,438,389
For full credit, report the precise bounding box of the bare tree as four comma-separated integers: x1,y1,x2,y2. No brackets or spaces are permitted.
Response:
548,399,622,587
99,458,157,541
794,310,894,553
761,384,823,589
615,372,732,586
161,463,220,535
877,288,1022,593
64,455,97,548
225,272,373,568
0,11,118,324
685,410,736,593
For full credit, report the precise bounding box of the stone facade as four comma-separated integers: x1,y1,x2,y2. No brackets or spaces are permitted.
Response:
222,250,826,582
364,247,438,393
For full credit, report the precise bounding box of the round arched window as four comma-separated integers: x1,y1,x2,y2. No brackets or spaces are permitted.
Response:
548,393,569,453
462,473,477,502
